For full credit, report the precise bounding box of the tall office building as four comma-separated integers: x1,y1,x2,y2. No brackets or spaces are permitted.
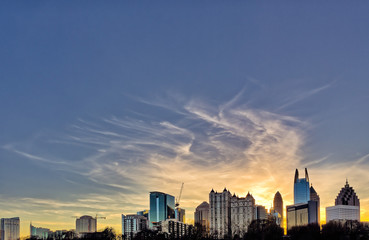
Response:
326,180,360,222
254,205,267,221
122,214,148,240
30,224,51,240
273,191,283,223
335,180,360,207
175,208,185,223
76,216,96,234
310,185,320,224
149,192,175,228
294,168,310,204
230,192,255,236
194,201,209,235
287,168,319,231
0,217,20,240
209,188,232,239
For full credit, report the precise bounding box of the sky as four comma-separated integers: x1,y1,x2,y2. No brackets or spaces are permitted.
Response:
1,1,369,237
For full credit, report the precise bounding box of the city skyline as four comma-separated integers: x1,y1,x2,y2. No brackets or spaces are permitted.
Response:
1,1,369,238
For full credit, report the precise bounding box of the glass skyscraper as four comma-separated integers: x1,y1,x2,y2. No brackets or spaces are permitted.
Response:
149,192,175,228
294,168,310,204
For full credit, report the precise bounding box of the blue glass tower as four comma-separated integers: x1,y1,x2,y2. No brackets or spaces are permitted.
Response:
294,168,310,204
149,192,175,228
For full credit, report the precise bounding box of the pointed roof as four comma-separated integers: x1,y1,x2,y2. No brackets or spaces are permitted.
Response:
294,169,299,183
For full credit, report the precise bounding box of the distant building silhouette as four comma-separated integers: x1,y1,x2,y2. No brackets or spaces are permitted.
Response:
194,201,209,235
326,180,360,222
76,216,96,235
0,217,20,240
149,192,175,228
209,188,231,239
230,192,255,236
273,191,283,224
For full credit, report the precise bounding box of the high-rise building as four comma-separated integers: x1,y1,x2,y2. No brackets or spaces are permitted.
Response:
76,216,96,234
149,192,175,228
230,192,255,236
294,168,310,204
175,208,185,223
122,214,148,240
254,205,267,221
326,180,360,222
287,168,320,231
273,191,283,224
0,217,20,240
30,224,51,240
194,201,209,235
209,188,232,239
335,180,360,207
310,184,320,224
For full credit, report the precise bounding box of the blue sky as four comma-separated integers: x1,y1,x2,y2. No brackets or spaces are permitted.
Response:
1,1,369,236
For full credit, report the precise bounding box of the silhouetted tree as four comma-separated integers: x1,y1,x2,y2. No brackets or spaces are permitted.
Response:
243,219,283,240
288,223,320,240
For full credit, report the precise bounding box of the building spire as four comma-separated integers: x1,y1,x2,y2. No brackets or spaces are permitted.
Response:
305,168,309,182
294,169,299,183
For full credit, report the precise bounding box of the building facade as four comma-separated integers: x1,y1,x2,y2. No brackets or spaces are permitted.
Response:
194,201,209,235
326,180,360,222
122,214,148,240
149,192,175,228
287,168,320,231
209,188,231,239
294,168,310,204
160,219,193,238
0,218,20,240
254,205,267,221
30,224,51,240
175,208,185,223
76,216,96,234
326,205,360,222
230,192,255,237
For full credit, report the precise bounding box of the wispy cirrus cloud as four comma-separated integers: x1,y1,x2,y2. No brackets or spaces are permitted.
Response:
3,89,369,233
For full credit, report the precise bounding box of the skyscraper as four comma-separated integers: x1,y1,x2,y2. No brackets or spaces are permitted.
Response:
194,201,209,235
294,168,310,204
149,192,175,228
273,191,283,223
209,188,231,239
76,216,96,234
175,208,185,223
326,180,360,222
287,168,319,231
0,217,20,240
310,184,320,224
335,180,360,207
230,192,255,236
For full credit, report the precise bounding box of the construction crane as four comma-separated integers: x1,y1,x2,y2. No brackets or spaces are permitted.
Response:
95,214,106,232
175,182,184,208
